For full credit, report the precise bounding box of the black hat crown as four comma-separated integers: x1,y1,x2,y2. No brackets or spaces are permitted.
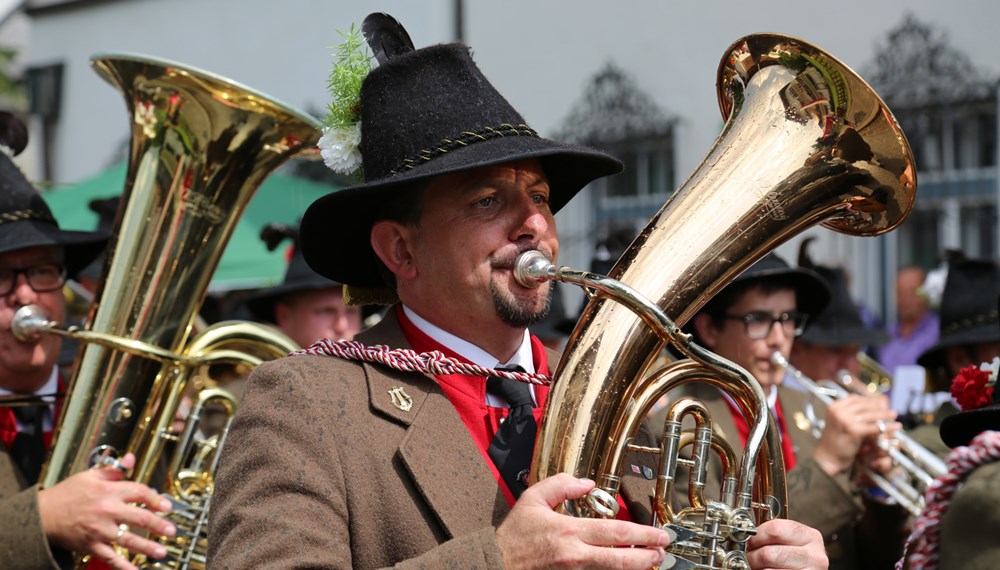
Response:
938,289,1000,448
716,252,831,320
0,112,107,276
796,239,888,347
300,13,622,289
917,258,1000,370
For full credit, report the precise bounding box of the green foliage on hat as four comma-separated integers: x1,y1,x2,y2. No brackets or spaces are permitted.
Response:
323,25,373,131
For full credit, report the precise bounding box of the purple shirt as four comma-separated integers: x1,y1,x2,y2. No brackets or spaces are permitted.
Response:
879,312,940,374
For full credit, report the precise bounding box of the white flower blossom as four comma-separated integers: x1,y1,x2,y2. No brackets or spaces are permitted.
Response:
919,264,948,309
318,123,362,175
981,356,1000,384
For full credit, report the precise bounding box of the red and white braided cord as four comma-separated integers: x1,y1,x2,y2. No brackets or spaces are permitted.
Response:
292,338,552,386
897,430,1000,570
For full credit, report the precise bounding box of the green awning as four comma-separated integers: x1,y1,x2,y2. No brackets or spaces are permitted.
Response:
41,162,338,292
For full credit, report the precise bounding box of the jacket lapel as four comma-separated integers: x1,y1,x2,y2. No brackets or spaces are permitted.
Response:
778,386,819,460
359,312,509,538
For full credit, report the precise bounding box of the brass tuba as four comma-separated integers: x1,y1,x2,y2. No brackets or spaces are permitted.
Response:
17,54,318,568
527,34,916,567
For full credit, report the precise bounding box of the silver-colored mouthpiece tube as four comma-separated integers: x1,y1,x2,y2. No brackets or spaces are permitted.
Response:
12,305,54,342
514,250,554,288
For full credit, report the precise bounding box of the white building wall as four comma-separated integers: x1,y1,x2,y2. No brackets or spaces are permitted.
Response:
11,0,1000,320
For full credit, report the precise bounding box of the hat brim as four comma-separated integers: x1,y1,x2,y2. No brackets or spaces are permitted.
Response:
245,276,341,322
917,321,1000,369
0,222,109,277
940,404,1000,448
301,136,622,288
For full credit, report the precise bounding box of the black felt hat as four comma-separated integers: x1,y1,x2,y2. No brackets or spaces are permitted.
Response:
917,259,1000,370
300,14,623,289
725,252,831,320
938,292,1000,448
245,223,340,323
0,113,108,276
797,240,889,347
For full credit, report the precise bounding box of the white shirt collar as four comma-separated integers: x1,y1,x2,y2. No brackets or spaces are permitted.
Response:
402,305,535,373
402,305,538,407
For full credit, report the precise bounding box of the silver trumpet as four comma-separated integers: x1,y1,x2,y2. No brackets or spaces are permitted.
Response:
771,351,946,516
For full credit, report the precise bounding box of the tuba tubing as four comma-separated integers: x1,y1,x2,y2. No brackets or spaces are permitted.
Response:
529,33,916,566
33,53,317,569
532,30,916,499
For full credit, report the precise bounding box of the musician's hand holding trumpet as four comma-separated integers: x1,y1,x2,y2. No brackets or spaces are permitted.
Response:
811,391,900,479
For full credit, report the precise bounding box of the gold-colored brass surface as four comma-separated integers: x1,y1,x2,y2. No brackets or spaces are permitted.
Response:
529,33,915,566
34,54,317,569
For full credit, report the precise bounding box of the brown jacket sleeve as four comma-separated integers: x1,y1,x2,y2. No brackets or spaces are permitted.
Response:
0,484,63,570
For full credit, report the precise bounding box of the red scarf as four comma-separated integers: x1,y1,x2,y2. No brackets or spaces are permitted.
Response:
724,396,797,472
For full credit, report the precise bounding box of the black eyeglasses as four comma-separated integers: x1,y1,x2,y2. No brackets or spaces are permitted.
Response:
722,310,808,340
0,264,67,296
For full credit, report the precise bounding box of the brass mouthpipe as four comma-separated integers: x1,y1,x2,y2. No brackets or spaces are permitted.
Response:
13,305,188,364
515,250,781,518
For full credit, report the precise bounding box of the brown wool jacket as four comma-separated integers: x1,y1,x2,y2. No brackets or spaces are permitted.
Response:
0,446,62,569
207,310,659,569
646,381,908,570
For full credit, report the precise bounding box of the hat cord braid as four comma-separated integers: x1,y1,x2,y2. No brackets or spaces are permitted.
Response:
896,430,1000,570
0,209,56,226
292,338,552,386
390,123,540,175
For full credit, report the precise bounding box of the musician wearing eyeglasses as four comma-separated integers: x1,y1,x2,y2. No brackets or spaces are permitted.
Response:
0,113,174,570
649,252,901,570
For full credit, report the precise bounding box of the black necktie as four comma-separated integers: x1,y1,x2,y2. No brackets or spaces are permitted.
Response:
486,366,537,499
11,405,46,485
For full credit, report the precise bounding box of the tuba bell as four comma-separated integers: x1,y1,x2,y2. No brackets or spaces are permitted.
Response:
18,54,318,568
527,34,916,567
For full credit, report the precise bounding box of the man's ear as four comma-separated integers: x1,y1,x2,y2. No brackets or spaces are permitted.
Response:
371,220,417,281
692,313,719,349
273,301,291,328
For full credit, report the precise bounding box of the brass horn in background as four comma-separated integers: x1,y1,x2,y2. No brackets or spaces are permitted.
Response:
17,54,317,569
772,351,946,516
528,34,916,567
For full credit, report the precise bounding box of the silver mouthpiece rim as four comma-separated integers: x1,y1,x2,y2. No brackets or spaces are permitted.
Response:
11,305,51,342
513,250,553,288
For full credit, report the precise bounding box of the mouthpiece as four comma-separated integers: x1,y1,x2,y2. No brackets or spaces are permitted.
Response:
12,305,53,342
770,351,789,368
514,250,553,288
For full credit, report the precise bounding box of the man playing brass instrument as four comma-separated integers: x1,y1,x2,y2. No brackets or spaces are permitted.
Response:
209,13,828,570
651,252,903,569
0,113,175,570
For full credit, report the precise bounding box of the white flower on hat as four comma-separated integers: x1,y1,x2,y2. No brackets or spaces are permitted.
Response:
318,123,362,175
319,23,372,176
